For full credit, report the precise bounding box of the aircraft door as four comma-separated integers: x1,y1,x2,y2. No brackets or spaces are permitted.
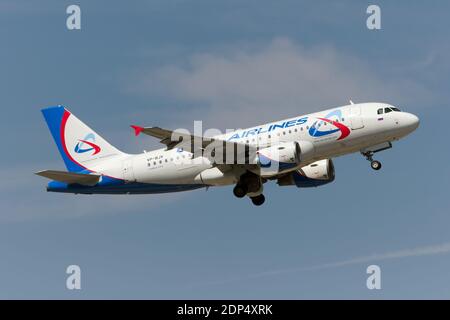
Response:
123,159,135,182
349,106,365,130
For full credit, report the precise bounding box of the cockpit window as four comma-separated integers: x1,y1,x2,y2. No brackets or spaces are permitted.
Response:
377,108,384,115
384,107,401,113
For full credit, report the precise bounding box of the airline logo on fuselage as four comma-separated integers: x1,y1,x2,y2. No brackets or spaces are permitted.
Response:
309,110,350,140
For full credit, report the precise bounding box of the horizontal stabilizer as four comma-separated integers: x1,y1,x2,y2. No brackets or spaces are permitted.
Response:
35,170,101,186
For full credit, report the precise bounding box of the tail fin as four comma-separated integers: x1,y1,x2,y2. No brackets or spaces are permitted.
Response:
41,106,124,172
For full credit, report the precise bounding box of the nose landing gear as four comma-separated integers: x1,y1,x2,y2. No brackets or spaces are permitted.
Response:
360,142,392,171
370,160,382,171
362,151,382,171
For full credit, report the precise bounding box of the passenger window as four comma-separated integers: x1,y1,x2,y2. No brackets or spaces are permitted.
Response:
377,108,383,115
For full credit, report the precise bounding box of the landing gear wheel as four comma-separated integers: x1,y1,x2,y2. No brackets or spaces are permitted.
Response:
371,160,382,171
362,151,382,171
251,194,265,206
233,185,247,198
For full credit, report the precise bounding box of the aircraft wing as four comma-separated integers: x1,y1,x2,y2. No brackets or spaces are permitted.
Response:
35,170,101,186
131,125,257,164
131,125,205,150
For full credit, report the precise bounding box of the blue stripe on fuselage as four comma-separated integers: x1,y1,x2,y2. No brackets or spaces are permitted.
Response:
47,179,205,194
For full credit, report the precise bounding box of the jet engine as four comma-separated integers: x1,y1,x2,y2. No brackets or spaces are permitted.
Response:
256,141,315,177
277,159,335,188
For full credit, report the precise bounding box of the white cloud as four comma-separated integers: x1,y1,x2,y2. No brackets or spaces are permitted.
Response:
131,38,432,129
196,242,450,287
256,242,450,277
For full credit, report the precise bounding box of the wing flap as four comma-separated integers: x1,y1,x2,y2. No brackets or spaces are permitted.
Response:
35,170,101,186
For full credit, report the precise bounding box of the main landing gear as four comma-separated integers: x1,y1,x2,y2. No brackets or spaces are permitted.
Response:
233,183,266,206
361,151,382,171
233,184,247,198
233,171,266,206
250,194,265,206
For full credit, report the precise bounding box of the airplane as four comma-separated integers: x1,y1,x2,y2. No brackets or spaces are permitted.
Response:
36,102,419,206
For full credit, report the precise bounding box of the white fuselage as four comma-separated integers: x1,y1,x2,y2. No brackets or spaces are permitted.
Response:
87,102,419,188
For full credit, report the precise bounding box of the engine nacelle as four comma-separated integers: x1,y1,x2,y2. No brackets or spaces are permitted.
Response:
277,159,335,188
256,141,315,177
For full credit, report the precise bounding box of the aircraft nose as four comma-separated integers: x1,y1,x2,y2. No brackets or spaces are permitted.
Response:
403,112,420,131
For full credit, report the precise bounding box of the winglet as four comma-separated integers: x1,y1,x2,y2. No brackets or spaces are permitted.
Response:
131,125,144,136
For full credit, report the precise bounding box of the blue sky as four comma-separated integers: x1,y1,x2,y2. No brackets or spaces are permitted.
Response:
1,0,450,299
